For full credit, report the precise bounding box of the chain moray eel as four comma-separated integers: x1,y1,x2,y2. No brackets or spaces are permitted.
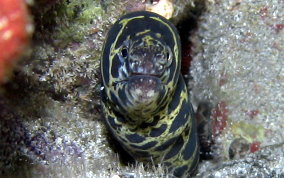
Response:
101,11,199,177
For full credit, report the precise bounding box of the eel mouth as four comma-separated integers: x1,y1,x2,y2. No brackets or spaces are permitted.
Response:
130,72,160,78
127,75,163,104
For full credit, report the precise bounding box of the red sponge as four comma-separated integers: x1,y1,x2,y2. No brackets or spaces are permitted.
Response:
0,0,29,84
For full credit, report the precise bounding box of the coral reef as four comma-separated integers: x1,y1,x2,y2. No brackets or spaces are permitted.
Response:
0,0,199,177
0,0,283,177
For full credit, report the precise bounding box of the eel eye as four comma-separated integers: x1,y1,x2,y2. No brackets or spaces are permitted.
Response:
165,47,173,67
121,47,128,58
166,51,170,60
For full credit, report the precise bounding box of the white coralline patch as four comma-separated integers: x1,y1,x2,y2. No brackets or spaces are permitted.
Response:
146,0,174,19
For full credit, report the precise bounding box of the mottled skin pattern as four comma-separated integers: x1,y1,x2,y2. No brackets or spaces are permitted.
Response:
101,11,199,177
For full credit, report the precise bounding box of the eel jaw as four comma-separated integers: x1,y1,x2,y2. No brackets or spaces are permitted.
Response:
127,75,162,106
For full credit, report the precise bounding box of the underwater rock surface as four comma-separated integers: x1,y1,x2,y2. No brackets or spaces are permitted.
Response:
191,0,284,176
0,0,283,177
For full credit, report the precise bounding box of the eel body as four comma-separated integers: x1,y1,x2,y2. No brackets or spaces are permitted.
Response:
101,11,199,177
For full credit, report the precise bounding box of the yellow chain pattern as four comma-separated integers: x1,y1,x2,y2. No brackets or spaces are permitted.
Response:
101,11,199,177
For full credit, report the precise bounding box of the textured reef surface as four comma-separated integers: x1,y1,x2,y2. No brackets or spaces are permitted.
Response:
0,0,283,177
